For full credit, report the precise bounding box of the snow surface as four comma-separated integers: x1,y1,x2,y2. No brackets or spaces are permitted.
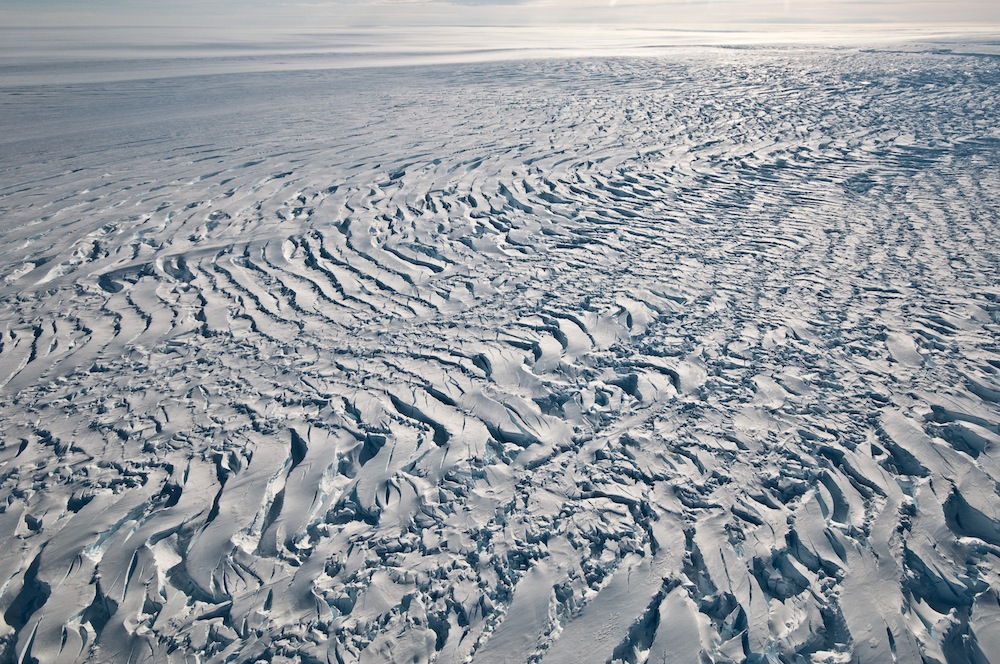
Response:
1,40,999,664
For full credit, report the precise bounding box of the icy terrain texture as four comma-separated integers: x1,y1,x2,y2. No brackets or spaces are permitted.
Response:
1,46,999,663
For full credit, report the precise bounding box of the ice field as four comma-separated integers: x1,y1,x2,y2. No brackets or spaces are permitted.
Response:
1,34,1000,663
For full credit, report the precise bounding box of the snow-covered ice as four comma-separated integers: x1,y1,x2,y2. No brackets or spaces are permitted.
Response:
1,35,999,663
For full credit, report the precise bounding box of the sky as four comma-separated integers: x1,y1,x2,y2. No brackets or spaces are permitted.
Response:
2,0,1000,29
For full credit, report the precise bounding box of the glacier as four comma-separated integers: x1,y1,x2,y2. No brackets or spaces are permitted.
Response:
1,36,999,663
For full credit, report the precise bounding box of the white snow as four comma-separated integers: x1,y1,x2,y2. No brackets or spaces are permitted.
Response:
1,30,999,664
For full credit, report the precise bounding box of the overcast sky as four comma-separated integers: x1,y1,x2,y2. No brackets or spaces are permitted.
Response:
2,0,999,29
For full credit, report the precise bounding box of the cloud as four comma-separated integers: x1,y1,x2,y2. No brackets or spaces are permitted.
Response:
2,0,998,28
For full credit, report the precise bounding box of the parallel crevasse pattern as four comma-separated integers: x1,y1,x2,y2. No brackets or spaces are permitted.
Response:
1,50,999,663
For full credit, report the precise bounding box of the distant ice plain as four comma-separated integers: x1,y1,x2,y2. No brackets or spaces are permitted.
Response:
1,25,999,664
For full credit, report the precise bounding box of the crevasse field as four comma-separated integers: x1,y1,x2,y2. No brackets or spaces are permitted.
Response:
1,32,999,664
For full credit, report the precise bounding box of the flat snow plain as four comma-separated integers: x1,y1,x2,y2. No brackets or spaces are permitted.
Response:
1,34,999,664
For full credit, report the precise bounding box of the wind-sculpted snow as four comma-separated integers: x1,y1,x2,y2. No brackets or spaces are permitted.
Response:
1,48,999,663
